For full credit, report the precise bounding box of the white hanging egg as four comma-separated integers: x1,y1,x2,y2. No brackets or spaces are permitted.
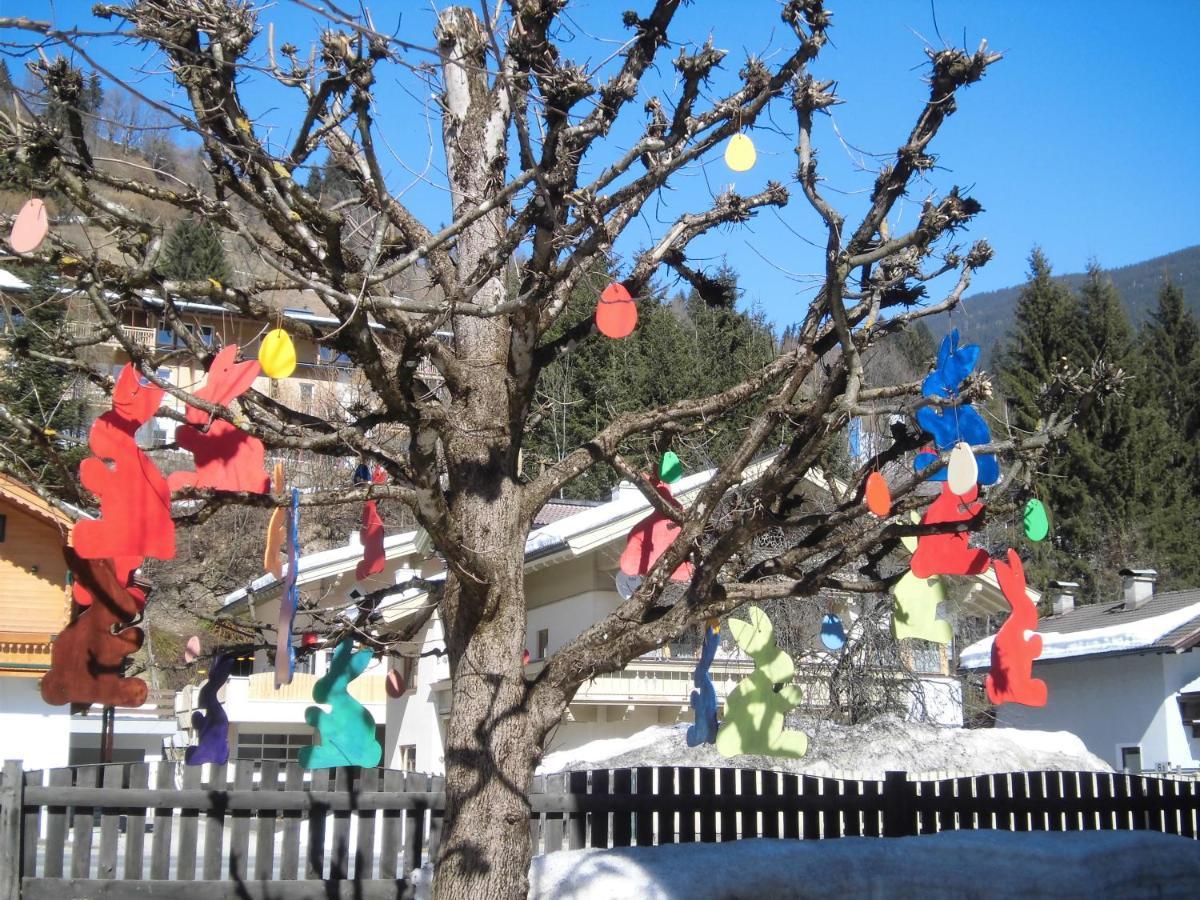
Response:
724,133,756,172
947,441,978,496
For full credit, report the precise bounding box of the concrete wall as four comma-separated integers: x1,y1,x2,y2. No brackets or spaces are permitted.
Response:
995,652,1177,769
1163,651,1200,767
0,676,71,769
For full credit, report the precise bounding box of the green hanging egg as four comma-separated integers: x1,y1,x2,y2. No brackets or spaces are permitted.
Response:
1024,498,1049,542
659,451,683,484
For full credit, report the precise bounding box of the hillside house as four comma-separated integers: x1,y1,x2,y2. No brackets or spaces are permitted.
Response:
960,570,1200,772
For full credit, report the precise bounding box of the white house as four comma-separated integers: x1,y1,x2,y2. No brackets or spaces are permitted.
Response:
960,570,1200,772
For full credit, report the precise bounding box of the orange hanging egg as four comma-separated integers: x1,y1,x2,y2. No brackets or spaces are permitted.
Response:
595,282,637,339
9,198,49,253
865,471,892,517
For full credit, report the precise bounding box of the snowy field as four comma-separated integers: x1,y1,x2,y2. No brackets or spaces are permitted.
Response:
539,716,1111,778
412,831,1200,899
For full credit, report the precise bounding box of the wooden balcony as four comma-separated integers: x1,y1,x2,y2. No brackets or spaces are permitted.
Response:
246,671,386,704
65,321,156,349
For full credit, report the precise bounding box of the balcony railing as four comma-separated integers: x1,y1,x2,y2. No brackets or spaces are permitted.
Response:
175,672,387,724
65,321,156,349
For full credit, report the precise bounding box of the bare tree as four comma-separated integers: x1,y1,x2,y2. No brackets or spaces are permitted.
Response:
0,2,1075,895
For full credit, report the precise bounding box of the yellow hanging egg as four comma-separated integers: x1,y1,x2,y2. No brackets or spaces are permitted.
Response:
259,328,297,379
724,133,756,172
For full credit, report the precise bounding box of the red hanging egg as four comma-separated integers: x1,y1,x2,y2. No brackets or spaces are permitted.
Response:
522,648,532,666
865,471,892,517
301,631,320,649
595,282,637,339
385,669,406,698
9,198,49,253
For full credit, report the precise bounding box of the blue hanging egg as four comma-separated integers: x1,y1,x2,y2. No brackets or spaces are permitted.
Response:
820,613,846,651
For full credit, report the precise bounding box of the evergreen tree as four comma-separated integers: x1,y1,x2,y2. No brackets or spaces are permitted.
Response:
156,217,233,284
0,267,88,494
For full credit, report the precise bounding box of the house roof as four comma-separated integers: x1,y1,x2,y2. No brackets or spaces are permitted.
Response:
0,473,75,533
959,588,1200,669
533,498,600,528
0,268,30,291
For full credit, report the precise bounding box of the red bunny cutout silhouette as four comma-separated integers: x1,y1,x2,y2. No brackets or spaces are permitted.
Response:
986,548,1048,707
41,547,148,709
168,345,270,494
910,482,990,579
619,477,695,582
355,467,387,580
73,365,175,562
72,555,146,610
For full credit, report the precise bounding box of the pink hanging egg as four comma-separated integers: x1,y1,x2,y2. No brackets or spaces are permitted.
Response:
9,199,49,253
386,669,406,698
183,635,201,664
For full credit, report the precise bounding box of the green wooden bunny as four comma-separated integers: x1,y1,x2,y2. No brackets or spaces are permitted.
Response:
299,639,382,769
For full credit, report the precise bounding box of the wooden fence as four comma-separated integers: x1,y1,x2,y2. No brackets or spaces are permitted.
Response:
2,760,1198,898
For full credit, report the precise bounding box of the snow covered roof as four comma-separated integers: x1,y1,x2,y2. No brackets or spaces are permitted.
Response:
0,268,30,291
960,589,1200,669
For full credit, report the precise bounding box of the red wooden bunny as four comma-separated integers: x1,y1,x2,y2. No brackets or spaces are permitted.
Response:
73,365,175,561
910,482,990,579
355,467,387,580
168,345,269,494
986,548,1048,707
41,547,148,709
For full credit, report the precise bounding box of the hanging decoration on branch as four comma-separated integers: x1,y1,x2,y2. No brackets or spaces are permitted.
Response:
618,477,695,591
355,467,387,581
715,607,808,759
686,619,720,747
8,198,49,253
946,441,979,496
168,345,269,494
275,488,301,688
820,611,847,651
892,519,952,645
595,282,637,339
914,330,998,486
185,652,234,766
263,461,287,579
910,483,990,579
723,133,757,172
1023,498,1050,542
41,548,148,710
385,668,406,699
72,555,145,609
73,365,175,563
986,549,1048,707
258,328,297,379
864,471,891,517
183,635,202,664
659,451,683,485
299,639,383,769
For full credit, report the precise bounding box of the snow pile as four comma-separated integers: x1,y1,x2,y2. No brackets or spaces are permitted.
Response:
538,715,1111,778
960,598,1200,668
411,831,1200,899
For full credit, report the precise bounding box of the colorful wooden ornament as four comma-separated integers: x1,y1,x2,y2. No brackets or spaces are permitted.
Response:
263,461,286,578
301,632,321,649
686,620,720,747
385,668,406,699
946,441,979,496
72,555,145,609
169,345,269,494
659,451,683,485
986,549,1048,707
819,613,846,651
865,471,891,517
74,365,175,562
276,488,300,688
299,639,383,769
1024,498,1049,542
41,548,148,709
724,133,756,172
9,198,49,253
910,483,990,579
355,467,387,581
185,652,234,766
595,282,637,339
619,478,694,583
715,607,808,759
891,571,952,644
184,635,202,664
258,328,297,379
522,648,532,666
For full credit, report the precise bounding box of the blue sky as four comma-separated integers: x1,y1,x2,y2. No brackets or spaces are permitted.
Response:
6,1,1199,330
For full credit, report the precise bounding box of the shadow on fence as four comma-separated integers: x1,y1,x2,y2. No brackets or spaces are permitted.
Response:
2,759,1198,898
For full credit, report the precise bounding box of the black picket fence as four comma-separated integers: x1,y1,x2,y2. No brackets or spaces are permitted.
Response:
1,760,1197,898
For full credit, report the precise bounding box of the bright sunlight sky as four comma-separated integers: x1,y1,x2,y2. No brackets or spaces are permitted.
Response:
6,1,1198,330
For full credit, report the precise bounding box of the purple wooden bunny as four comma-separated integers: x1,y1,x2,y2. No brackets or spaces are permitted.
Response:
185,652,235,766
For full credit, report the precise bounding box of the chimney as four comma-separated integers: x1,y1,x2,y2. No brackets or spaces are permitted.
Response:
1050,581,1080,616
1120,568,1157,611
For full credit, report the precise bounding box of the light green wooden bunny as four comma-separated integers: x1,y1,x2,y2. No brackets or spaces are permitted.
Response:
715,606,808,759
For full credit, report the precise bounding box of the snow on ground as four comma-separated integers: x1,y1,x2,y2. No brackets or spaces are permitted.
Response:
538,715,1111,778
412,831,1200,899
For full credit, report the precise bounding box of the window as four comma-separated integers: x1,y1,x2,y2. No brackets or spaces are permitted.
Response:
228,654,255,677
0,514,6,542
1120,745,1142,773
402,655,417,692
536,628,549,661
299,383,314,410
156,323,175,348
235,731,312,762
396,744,416,771
318,346,350,366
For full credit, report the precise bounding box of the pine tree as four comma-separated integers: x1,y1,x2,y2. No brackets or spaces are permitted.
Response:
156,217,233,284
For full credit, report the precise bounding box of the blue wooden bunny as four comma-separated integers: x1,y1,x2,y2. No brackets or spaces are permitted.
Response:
686,620,720,747
299,639,382,769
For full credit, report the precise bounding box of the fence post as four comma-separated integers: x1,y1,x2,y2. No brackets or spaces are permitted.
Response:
882,771,916,837
1,760,23,899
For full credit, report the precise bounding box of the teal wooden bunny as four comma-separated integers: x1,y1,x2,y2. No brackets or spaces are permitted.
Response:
715,606,808,759
299,639,382,769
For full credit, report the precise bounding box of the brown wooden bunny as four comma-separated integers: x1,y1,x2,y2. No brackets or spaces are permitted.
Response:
40,547,148,710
